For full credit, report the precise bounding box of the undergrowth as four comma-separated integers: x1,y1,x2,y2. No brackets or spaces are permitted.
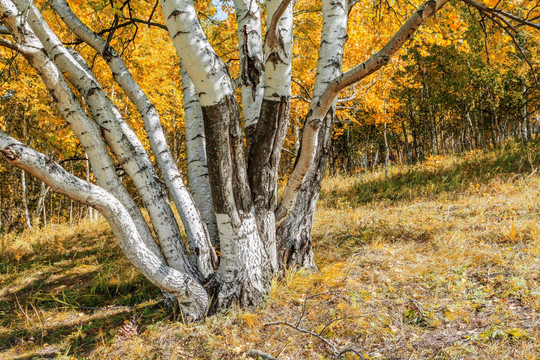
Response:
1,142,539,359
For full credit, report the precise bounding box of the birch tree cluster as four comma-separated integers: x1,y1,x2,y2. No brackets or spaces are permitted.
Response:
0,0,538,319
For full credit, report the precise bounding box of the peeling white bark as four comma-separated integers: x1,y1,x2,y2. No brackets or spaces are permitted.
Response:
200,95,266,304
263,0,293,100
215,212,265,307
0,131,208,321
241,0,294,278
163,0,266,304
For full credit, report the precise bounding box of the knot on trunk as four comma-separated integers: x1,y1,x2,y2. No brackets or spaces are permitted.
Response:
0,144,19,161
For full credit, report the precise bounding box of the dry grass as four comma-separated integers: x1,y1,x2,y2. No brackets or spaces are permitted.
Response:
1,142,539,359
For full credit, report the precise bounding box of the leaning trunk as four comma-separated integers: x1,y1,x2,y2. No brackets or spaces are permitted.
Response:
276,109,334,270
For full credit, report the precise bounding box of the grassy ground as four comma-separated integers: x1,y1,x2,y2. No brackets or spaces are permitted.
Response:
1,141,539,359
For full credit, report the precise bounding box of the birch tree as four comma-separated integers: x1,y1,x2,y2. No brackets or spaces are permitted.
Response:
1,0,536,320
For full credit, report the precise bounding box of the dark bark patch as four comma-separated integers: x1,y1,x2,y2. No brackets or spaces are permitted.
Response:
201,95,252,217
167,10,187,19
240,25,264,96
248,96,290,211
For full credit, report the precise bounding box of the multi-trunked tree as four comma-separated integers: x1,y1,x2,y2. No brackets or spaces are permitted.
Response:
0,0,536,320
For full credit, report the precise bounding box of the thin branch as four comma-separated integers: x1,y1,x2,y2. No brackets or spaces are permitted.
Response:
102,14,119,55
96,18,168,37
264,321,339,355
147,0,159,23
337,348,365,359
320,0,449,119
292,95,311,103
0,37,30,54
337,84,359,104
295,291,356,328
461,0,540,30
281,147,296,156
500,24,540,90
292,77,312,99
318,315,363,336
474,6,540,90
58,157,89,165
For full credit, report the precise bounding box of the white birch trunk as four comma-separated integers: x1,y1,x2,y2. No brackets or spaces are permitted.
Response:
162,0,266,305
21,169,31,228
180,63,220,248
276,0,348,269
233,0,264,137
263,0,293,102
161,0,234,106
50,0,216,276
277,0,450,224
243,0,294,278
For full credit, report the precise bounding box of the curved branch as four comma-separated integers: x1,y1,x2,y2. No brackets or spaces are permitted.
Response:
276,0,449,224
0,131,209,321
0,36,28,53
461,0,540,89
320,0,449,109
95,18,168,36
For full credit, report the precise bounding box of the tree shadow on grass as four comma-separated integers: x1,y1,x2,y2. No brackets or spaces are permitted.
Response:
0,226,167,358
2,299,168,360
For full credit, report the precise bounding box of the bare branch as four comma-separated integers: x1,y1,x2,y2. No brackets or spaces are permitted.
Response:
276,0,449,226
264,321,339,355
96,18,168,36
249,349,277,360
58,157,89,165
292,76,312,99
461,0,540,30
0,36,30,54
463,0,540,90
